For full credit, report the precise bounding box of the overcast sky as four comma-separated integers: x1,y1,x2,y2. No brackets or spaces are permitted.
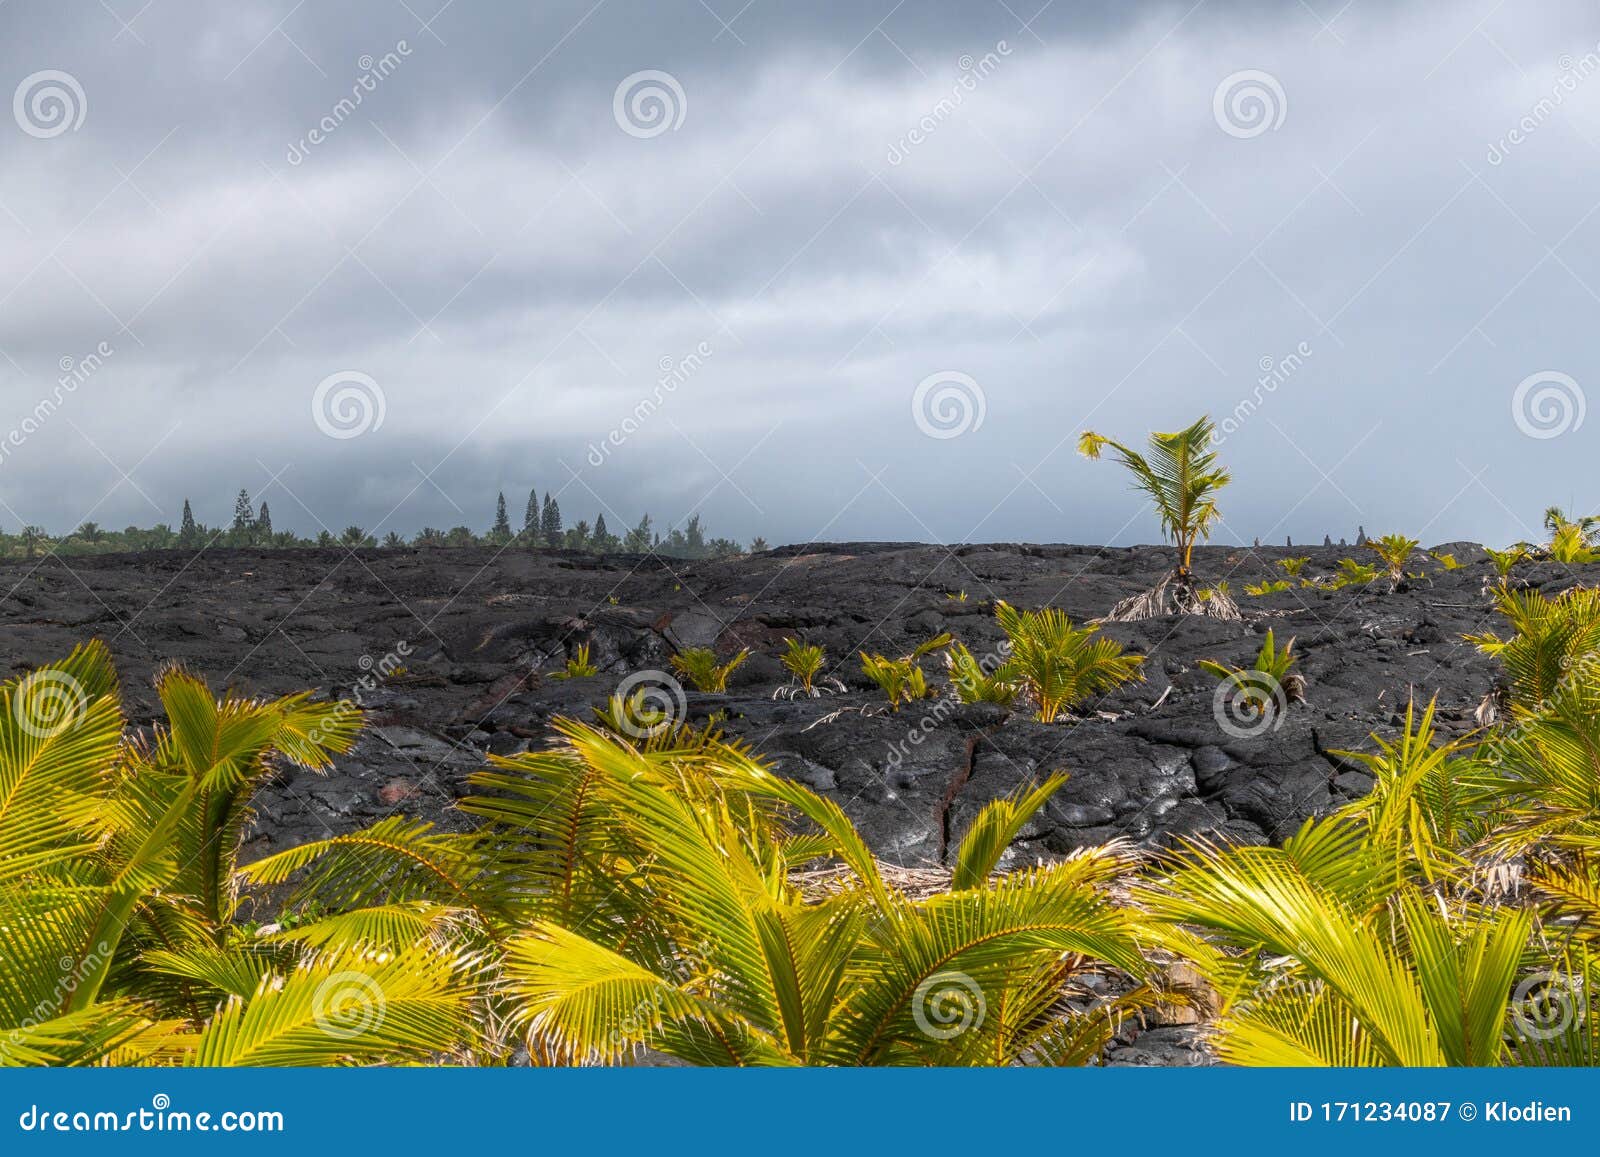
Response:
1,0,1597,548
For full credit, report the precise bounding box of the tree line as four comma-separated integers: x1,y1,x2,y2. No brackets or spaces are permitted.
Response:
1,487,768,559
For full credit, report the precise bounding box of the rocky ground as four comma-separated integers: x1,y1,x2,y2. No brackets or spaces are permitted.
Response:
0,538,1574,1065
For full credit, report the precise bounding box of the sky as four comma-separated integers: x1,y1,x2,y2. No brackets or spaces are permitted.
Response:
0,0,1597,549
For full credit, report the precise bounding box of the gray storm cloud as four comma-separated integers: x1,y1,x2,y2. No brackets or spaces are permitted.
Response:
0,0,1596,547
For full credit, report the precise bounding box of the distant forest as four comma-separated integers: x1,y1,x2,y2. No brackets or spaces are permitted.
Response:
3,487,767,559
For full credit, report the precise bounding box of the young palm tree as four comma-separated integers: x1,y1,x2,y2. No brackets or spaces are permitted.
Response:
992,601,1144,722
254,719,1166,1066
484,729,1163,1065
0,643,479,1066
1078,416,1237,619
1139,824,1570,1066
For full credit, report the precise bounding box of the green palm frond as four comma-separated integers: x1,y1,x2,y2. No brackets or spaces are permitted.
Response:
1468,585,1600,712
1078,416,1229,573
187,945,479,1066
993,601,1144,722
0,1003,183,1067
950,774,1068,890
1330,698,1494,886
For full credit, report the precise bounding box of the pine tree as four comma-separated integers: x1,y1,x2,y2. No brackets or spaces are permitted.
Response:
684,513,705,558
523,489,540,543
492,491,512,540
541,495,562,548
256,501,273,542
593,512,608,551
179,499,198,548
232,489,254,542
623,514,653,553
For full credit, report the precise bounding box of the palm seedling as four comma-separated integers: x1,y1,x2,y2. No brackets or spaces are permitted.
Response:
1078,415,1237,620
1243,579,1291,596
774,637,845,699
1329,558,1382,589
1548,522,1598,564
859,634,953,710
1484,545,1526,582
1430,551,1462,571
669,647,750,693
1368,533,1419,588
1465,585,1600,716
550,642,599,680
992,602,1144,723
1544,506,1600,545
1277,556,1310,578
944,641,1019,707
1197,628,1305,722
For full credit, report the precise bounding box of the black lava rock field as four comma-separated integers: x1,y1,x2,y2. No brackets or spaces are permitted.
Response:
0,540,1567,874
